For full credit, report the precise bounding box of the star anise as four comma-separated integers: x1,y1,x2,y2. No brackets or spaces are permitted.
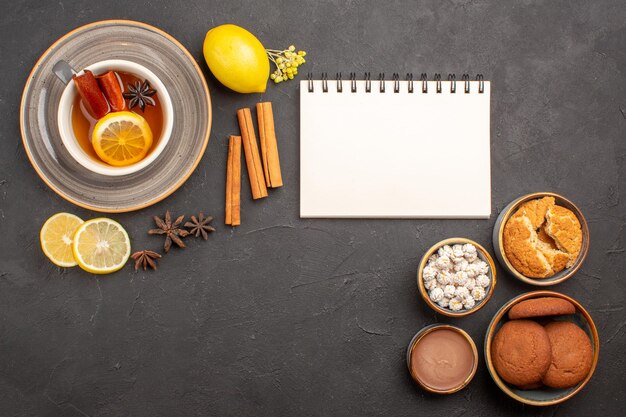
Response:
185,212,216,240
148,211,190,252
131,250,161,271
123,79,157,112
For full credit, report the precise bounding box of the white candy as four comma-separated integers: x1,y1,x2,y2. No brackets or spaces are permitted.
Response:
454,259,469,272
424,278,439,291
452,244,464,259
423,265,438,281
476,274,490,288
429,287,444,302
451,256,465,264
463,243,477,256
476,260,489,275
443,285,456,298
437,297,450,308
449,297,464,311
438,245,454,258
465,263,480,278
437,270,453,286
463,296,476,309
455,286,470,299
453,271,469,287
471,286,486,301
435,255,452,271
465,252,478,263
424,244,490,312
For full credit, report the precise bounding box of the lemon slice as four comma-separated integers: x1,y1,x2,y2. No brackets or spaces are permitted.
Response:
40,212,84,267
72,218,131,274
92,111,153,167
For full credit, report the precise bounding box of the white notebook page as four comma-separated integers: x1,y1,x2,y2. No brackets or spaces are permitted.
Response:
300,80,491,218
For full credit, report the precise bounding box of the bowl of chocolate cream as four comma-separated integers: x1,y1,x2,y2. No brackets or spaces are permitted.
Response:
406,324,478,394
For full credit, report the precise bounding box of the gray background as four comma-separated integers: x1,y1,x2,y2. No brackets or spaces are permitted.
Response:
1,0,625,415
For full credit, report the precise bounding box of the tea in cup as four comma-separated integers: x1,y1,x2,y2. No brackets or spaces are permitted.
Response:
56,59,174,176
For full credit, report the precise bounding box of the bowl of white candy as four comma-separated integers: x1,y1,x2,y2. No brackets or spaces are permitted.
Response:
418,238,497,317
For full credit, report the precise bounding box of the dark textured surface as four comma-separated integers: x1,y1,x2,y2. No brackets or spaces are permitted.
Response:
1,0,624,415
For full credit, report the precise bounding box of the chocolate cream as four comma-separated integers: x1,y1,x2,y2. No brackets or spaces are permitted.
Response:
410,329,475,391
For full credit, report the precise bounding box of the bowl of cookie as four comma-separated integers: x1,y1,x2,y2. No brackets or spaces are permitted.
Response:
493,192,589,286
418,238,497,317
484,290,599,406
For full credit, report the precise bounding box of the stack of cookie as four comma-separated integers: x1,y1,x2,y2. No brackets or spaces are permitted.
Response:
491,297,593,389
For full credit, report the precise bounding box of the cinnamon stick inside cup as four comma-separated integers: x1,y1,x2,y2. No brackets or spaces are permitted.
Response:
96,71,126,112
225,135,241,226
237,108,268,200
256,102,283,188
72,70,109,119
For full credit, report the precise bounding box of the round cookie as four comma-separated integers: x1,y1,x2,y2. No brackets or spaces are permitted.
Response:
491,320,552,387
517,196,555,229
503,214,554,278
502,196,581,278
508,297,576,320
542,321,593,389
545,205,583,260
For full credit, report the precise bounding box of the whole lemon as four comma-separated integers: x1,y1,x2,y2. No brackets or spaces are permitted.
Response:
203,24,269,93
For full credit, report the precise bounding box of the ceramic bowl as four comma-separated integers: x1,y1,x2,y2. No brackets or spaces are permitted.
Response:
484,290,599,406
492,192,589,286
20,20,211,212
406,324,478,394
57,59,174,176
417,238,497,317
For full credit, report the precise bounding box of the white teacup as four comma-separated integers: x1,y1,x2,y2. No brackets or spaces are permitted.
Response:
57,59,174,176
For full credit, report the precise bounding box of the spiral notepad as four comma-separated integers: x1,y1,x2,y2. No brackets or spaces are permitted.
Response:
300,73,491,218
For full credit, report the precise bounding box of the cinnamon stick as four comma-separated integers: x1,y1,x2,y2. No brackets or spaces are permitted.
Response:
225,135,241,226
72,70,109,119
237,108,268,199
256,102,283,188
96,71,126,112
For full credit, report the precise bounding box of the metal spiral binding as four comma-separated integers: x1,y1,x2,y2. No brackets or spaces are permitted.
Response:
306,72,484,93
393,73,400,93
448,74,456,93
476,74,484,93
434,73,442,93
462,74,470,93
321,72,328,92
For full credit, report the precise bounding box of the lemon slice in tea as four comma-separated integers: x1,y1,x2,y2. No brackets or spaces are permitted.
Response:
72,218,131,274
92,111,153,167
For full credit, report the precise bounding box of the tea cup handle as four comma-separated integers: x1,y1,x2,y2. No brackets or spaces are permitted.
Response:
52,60,77,85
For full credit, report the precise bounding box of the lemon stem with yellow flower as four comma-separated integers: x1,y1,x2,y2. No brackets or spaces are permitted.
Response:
266,45,307,84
